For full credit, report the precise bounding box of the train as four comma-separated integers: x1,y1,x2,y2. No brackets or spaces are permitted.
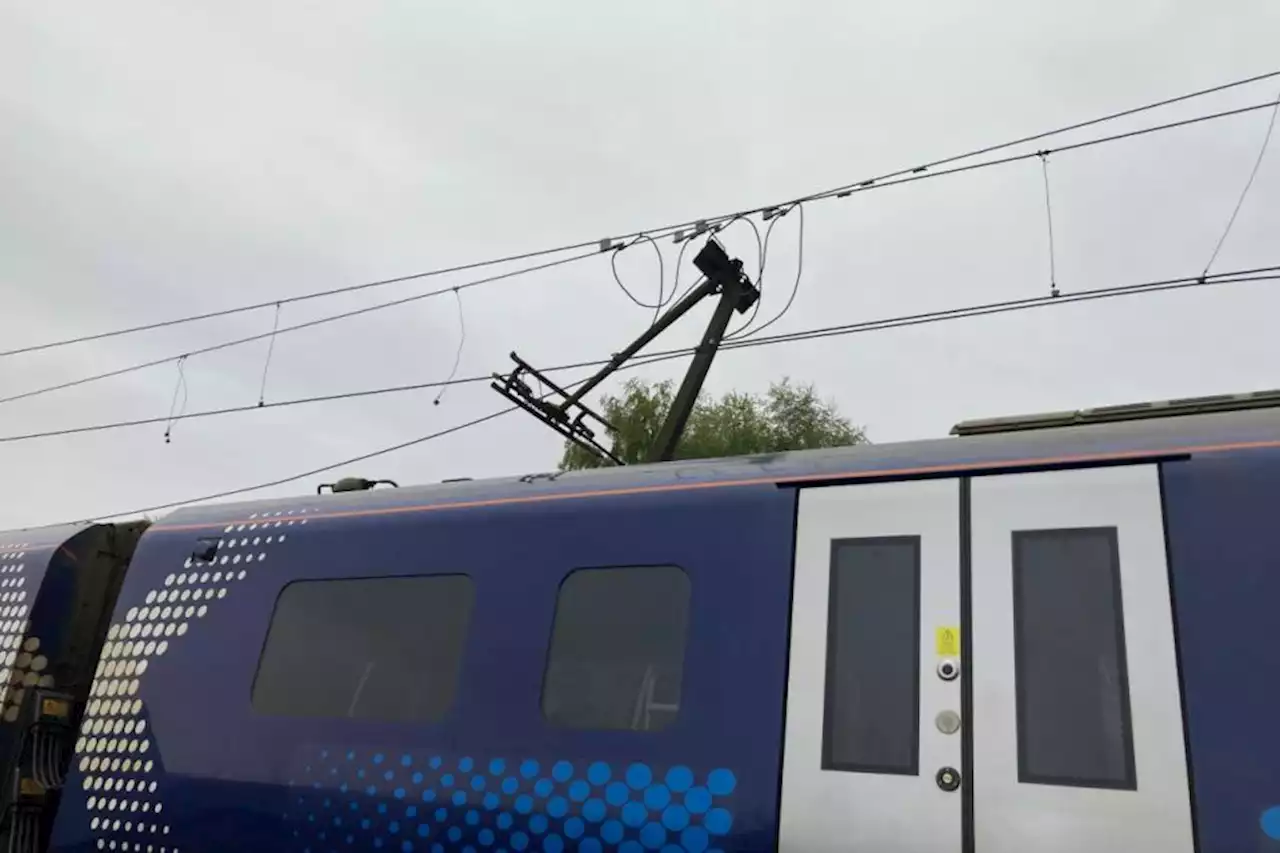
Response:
1,389,1279,853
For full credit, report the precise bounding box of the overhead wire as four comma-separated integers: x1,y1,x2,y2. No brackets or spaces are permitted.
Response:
52,265,1280,526
8,264,1276,447
3,96,1277,411
714,215,767,338
608,235,667,313
0,248,602,407
10,74,1280,524
56,364,615,524
73,407,520,524
1201,88,1280,275
717,270,1280,351
257,303,283,407
1038,153,1060,296
714,215,765,280
3,70,1278,362
432,289,467,406
666,239,695,311
732,203,807,341
801,70,1280,204
0,242,608,360
161,356,189,445
817,100,1280,203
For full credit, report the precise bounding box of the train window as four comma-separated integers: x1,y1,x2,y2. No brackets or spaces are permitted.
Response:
822,537,921,775
541,565,690,732
252,574,474,723
1013,528,1136,789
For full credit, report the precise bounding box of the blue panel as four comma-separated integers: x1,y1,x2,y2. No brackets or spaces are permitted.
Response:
50,485,795,852
1162,449,1280,851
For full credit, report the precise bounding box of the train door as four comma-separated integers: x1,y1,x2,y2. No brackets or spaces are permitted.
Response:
778,466,1194,852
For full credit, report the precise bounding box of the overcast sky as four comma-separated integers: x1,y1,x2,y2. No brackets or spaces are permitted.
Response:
1,1,1278,530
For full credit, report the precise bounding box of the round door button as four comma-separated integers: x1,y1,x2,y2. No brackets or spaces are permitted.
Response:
935,709,962,735
936,766,961,792
936,659,960,681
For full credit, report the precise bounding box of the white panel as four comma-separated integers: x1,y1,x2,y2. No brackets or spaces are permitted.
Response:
780,479,962,852
970,465,1193,853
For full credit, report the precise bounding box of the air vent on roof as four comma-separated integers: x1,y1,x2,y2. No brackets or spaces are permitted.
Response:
950,388,1280,437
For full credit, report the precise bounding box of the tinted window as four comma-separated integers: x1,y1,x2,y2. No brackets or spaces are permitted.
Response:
542,565,690,731
823,537,920,775
1013,528,1136,789
252,575,474,723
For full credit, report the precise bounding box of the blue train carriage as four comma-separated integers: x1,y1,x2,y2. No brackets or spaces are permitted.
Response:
0,521,147,850
28,390,1280,852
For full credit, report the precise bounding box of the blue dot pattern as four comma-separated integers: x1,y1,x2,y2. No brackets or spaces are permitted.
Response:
1262,805,1280,841
286,751,737,853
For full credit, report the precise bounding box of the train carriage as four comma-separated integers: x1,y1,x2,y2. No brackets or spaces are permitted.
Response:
1,393,1278,852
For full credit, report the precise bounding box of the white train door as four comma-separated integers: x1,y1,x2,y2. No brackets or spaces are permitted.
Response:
780,478,962,851
779,466,1194,852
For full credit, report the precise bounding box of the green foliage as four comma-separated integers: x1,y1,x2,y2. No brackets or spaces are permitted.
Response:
559,377,867,470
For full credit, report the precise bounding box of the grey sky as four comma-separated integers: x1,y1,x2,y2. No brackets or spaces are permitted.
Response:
1,1,1278,529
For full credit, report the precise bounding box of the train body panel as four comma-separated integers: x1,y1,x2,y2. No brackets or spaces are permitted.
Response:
1163,446,1280,852
4,406,1274,851
50,486,796,852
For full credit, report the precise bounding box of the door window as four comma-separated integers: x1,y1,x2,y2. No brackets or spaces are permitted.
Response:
1012,527,1136,789
822,537,921,775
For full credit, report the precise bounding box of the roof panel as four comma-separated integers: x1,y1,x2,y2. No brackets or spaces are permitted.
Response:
151,406,1280,530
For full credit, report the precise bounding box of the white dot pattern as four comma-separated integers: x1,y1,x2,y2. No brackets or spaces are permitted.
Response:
74,509,311,851
0,555,37,723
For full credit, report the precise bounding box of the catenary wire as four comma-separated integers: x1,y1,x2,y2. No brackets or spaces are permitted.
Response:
725,206,795,339
1202,88,1280,275
257,303,283,406
732,203,807,340
7,264,1276,446
433,289,467,406
609,234,667,312
665,240,694,312
58,365,611,524
815,100,1280,203
715,215,767,338
802,70,1280,203
72,407,520,524
719,271,1280,351
5,70,1277,361
52,266,1280,526
0,243,607,360
4,96,1277,408
0,248,602,407
1039,153,1059,296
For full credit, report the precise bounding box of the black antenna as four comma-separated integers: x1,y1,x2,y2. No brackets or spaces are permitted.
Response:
492,238,759,465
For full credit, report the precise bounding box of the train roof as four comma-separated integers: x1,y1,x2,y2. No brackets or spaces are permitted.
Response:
0,522,98,556
146,399,1280,532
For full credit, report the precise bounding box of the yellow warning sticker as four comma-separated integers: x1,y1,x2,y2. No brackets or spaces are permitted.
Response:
41,698,70,720
936,626,961,656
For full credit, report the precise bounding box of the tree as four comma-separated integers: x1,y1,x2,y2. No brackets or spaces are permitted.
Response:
559,377,867,470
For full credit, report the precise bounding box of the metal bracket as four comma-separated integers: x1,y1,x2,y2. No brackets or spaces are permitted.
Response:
491,355,624,466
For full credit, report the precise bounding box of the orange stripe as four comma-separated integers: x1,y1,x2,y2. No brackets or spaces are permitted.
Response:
145,435,1280,534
